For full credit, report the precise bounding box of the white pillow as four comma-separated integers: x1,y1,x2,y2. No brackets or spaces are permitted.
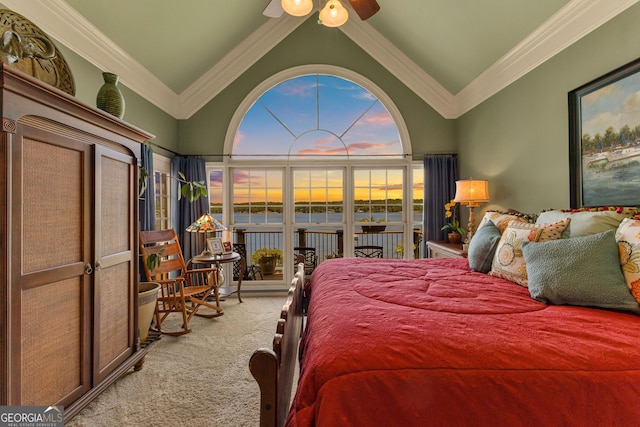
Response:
477,211,529,234
536,209,632,238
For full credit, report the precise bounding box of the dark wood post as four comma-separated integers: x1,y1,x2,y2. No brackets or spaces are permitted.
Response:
413,229,421,259
336,230,344,256
236,228,246,244
297,228,307,247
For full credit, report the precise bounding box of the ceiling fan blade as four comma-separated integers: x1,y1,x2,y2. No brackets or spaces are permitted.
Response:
347,0,380,20
263,0,284,18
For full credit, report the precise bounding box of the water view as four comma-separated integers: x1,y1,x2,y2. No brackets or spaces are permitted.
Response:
582,162,640,206
230,211,422,264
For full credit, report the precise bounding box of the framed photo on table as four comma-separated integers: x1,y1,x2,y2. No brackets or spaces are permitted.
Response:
569,57,640,208
223,241,232,253
207,237,224,255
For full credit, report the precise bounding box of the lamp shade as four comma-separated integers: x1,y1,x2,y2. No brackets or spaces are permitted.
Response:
281,0,313,16
453,180,490,206
185,213,227,233
319,0,349,27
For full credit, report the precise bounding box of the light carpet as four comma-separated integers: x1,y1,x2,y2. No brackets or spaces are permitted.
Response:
67,296,287,427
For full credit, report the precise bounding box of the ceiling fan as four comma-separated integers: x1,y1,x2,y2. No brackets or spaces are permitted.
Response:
263,0,380,25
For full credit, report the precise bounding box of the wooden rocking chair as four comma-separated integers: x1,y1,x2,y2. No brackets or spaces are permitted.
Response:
140,229,223,336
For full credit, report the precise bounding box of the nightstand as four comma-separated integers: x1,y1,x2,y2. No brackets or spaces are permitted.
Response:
427,241,467,259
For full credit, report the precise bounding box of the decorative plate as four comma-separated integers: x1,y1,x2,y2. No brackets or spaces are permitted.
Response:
0,9,75,95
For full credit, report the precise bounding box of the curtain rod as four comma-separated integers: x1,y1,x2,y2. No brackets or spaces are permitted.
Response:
146,151,457,159
145,141,180,156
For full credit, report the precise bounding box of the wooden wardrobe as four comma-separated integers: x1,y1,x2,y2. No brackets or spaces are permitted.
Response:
0,64,154,419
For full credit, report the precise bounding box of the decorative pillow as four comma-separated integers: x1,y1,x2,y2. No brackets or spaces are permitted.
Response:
562,206,638,215
536,207,635,238
468,221,502,273
489,219,571,287
477,211,530,234
522,230,639,313
615,218,640,304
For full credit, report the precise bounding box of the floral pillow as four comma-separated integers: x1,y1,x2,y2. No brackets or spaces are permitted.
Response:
615,218,640,304
490,218,571,287
477,211,530,234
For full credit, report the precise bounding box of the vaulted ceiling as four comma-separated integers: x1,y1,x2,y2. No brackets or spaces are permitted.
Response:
2,0,638,119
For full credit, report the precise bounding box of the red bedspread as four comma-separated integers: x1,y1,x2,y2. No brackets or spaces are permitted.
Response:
286,258,640,427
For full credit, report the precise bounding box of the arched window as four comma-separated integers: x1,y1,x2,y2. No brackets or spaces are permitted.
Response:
211,66,421,288
232,72,404,159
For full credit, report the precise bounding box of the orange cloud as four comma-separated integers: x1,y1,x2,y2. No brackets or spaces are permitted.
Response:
364,112,392,125
313,136,336,145
296,147,349,156
232,170,251,185
346,142,387,152
234,130,245,148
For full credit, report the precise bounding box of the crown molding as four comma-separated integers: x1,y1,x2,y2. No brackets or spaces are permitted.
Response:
454,0,640,117
339,19,457,119
2,0,181,117
177,14,308,119
3,0,638,121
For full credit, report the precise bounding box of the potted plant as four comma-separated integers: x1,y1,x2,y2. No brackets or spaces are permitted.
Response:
138,281,160,343
358,217,387,233
441,200,466,244
251,248,284,275
394,242,418,258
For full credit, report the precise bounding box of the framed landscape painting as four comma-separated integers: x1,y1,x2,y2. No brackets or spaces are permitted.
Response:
569,58,640,208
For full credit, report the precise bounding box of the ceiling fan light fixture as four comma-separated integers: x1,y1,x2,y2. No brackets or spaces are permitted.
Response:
281,0,314,17
319,0,349,27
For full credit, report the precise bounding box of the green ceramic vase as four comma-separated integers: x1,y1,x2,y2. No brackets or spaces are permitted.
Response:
96,72,125,119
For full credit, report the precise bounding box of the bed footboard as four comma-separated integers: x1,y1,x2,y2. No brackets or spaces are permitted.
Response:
250,264,305,427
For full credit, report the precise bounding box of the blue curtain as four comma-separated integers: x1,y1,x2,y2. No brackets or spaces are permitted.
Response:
171,156,209,261
139,144,155,232
423,155,458,255
138,144,156,282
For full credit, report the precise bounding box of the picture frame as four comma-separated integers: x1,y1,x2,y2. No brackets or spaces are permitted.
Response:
223,241,232,253
569,57,640,208
207,237,224,256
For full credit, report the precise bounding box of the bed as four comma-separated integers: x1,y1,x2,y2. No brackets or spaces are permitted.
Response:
251,210,640,427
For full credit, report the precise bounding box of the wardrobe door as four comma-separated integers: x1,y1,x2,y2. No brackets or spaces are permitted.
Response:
93,145,137,382
11,123,92,406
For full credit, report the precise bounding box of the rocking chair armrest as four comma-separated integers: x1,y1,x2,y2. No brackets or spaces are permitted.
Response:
153,277,186,286
185,267,219,275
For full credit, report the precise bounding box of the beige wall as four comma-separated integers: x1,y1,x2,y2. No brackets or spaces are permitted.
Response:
456,2,640,215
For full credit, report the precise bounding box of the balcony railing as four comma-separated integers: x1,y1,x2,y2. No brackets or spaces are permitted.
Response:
234,227,423,265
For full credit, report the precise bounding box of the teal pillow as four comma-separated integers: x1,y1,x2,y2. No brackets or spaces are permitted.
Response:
468,220,502,273
522,230,639,313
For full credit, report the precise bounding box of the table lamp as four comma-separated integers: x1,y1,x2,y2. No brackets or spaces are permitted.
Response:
186,213,227,255
453,179,490,244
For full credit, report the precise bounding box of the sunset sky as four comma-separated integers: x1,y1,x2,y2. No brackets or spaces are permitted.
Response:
208,74,418,206
233,74,402,159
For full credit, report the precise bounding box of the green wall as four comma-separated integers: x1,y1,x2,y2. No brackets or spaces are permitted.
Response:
56,44,179,153
178,16,454,158
49,3,640,216
456,3,640,215
54,16,455,161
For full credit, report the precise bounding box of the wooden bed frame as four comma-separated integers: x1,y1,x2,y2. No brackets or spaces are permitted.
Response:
250,264,306,427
